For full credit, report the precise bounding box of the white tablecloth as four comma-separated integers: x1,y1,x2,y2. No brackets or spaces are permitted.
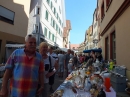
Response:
105,87,116,97
57,81,116,97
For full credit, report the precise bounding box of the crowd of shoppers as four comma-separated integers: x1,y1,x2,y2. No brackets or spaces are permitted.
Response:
0,34,103,97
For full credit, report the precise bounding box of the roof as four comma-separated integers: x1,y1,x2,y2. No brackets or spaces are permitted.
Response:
70,44,79,49
66,20,71,30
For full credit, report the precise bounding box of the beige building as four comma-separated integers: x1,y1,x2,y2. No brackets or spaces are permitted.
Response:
71,44,79,53
0,0,31,63
78,42,85,54
87,25,93,49
98,0,130,79
63,20,71,48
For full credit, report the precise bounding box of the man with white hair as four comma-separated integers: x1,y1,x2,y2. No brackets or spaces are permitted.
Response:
0,34,44,97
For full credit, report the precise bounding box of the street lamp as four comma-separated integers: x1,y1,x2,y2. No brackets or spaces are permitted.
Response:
93,39,98,48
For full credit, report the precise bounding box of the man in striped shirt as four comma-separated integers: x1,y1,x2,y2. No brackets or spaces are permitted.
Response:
0,34,44,97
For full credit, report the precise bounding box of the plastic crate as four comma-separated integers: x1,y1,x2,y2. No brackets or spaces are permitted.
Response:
114,66,126,76
111,81,126,92
110,74,126,83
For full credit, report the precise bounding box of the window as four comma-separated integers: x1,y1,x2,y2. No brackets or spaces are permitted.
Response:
101,2,105,19
55,0,57,3
105,37,109,61
35,6,40,15
110,31,116,60
53,7,56,15
56,24,58,31
52,34,55,41
59,6,61,14
51,2,53,9
45,10,48,20
0,6,15,24
61,31,62,36
51,17,53,26
34,24,39,33
59,19,61,25
37,7,40,14
44,27,47,37
94,22,97,28
59,28,60,34
40,38,44,43
106,0,112,7
49,31,51,39
57,13,59,20
53,20,55,28
46,0,50,5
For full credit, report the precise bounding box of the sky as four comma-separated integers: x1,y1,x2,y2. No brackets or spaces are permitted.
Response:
65,0,97,44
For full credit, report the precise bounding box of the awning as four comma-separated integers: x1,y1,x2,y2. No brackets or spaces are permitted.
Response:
59,48,68,52
6,44,25,48
83,48,102,53
91,48,102,53
83,49,91,53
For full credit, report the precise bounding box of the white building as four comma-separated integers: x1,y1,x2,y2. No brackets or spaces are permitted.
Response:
28,0,66,48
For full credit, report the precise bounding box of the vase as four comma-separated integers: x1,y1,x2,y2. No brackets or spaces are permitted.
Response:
104,77,111,92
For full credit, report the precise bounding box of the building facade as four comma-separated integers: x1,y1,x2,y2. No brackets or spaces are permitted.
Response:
98,0,130,79
63,20,71,48
78,42,85,54
28,0,66,48
0,0,31,63
70,44,79,53
92,8,99,48
87,25,93,49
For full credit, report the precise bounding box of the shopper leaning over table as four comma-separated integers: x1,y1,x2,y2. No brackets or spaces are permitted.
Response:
64,49,71,77
0,34,44,97
58,51,65,78
39,42,58,97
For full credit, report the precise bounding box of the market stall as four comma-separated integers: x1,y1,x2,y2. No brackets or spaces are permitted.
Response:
5,44,25,61
50,60,117,97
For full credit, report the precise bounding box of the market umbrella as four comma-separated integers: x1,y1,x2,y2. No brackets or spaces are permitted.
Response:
83,49,91,53
91,48,102,53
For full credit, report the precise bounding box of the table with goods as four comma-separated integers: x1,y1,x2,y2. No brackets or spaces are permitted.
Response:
49,59,123,97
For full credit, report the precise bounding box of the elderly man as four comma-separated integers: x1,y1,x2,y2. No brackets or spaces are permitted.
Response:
0,34,44,97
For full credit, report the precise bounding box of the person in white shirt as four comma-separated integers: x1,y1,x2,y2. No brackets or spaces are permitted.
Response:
48,46,58,93
39,42,58,97
58,51,64,78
